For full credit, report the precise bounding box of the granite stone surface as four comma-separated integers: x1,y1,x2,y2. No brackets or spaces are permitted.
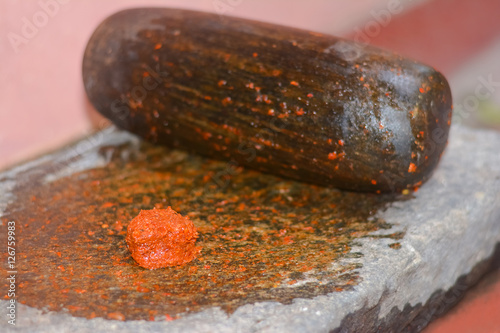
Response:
1,124,499,333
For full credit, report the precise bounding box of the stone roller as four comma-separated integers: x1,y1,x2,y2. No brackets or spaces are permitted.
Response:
82,8,452,193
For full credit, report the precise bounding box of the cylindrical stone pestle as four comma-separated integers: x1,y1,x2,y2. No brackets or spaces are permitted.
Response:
82,8,452,193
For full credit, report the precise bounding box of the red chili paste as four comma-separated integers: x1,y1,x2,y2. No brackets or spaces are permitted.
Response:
126,207,200,269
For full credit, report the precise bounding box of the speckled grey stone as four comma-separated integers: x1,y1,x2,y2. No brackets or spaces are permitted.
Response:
1,124,499,333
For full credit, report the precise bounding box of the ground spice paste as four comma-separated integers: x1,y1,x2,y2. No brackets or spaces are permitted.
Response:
126,207,200,269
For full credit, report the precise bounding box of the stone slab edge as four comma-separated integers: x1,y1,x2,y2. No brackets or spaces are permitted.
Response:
1,124,499,333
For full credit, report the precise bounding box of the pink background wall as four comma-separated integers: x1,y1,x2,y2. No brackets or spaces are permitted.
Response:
1,0,417,170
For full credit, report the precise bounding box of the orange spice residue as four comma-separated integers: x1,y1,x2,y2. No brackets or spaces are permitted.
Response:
328,151,345,160
328,152,338,160
408,163,417,173
126,207,201,269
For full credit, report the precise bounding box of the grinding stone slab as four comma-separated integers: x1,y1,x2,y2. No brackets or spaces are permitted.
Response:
1,124,499,333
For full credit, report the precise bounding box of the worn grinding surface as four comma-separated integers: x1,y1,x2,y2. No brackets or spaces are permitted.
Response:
0,132,402,321
1,124,499,332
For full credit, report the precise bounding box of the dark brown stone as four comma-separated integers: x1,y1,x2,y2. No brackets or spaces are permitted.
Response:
82,8,452,193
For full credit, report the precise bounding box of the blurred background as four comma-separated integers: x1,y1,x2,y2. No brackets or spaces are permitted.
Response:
1,0,499,331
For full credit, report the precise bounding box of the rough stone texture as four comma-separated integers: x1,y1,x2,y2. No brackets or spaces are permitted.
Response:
1,124,499,333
